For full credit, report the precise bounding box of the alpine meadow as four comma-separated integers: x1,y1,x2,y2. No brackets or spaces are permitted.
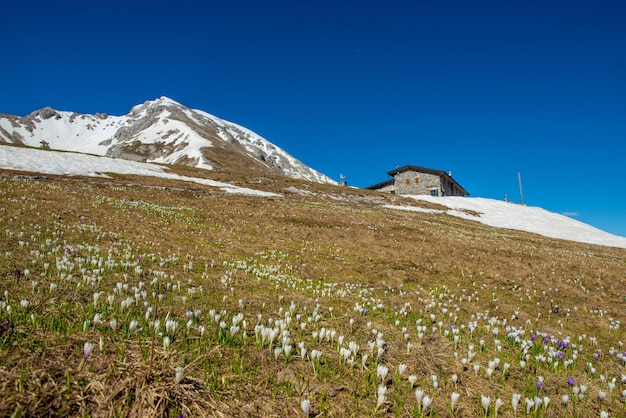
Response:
1,157,626,417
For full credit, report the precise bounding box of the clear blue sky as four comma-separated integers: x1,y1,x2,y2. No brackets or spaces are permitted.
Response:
2,0,625,237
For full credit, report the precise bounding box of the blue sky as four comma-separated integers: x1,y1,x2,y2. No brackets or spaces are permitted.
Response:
2,0,625,237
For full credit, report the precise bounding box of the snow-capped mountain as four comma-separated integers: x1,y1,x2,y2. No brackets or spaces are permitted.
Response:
0,97,336,184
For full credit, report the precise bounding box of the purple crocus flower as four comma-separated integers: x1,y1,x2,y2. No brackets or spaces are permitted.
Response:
531,333,537,341
363,308,369,315
557,351,564,360
536,380,543,390
567,377,575,386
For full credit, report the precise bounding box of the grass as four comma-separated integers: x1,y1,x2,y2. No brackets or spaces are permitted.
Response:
0,169,625,417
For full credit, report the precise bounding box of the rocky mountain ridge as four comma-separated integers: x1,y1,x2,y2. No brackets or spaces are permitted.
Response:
0,97,336,184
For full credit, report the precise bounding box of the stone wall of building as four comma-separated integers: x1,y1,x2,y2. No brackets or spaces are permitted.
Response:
393,171,442,195
440,177,465,196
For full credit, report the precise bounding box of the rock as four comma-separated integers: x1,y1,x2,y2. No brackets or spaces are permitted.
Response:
38,107,60,120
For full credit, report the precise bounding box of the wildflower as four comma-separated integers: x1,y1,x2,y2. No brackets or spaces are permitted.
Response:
536,380,543,390
175,366,184,383
502,362,511,376
83,341,95,358
376,385,387,408
110,319,117,331
310,349,322,361
561,394,569,406
20,299,29,309
511,393,521,417
408,374,418,388
495,397,504,413
567,377,575,386
163,336,171,351
422,395,433,412
525,397,534,414
481,395,490,416
129,319,138,332
451,391,460,412
377,364,388,381
301,399,311,417
397,363,407,376
415,388,424,404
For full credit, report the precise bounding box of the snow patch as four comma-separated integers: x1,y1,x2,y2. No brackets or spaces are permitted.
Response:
385,195,626,249
0,146,279,197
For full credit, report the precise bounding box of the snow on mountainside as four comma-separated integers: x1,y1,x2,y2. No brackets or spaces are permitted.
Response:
386,195,626,249
0,97,335,184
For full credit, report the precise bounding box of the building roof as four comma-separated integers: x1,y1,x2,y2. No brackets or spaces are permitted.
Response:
367,165,469,196
364,178,394,190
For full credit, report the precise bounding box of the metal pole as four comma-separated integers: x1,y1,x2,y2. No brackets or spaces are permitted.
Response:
518,172,524,205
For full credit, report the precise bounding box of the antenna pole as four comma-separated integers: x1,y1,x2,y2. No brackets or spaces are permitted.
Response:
518,172,525,205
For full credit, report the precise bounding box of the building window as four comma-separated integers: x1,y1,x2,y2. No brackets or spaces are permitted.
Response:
414,177,419,184
430,189,439,197
405,179,410,185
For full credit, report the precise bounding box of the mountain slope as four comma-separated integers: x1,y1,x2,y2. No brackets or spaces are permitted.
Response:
0,97,335,184
1,144,625,249
1,162,625,417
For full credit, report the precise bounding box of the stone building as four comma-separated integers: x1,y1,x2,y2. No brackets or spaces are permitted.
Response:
365,165,469,197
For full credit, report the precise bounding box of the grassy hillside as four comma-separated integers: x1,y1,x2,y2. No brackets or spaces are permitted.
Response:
1,168,625,417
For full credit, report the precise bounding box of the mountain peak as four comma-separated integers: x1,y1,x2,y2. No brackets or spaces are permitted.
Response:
0,98,337,184
150,96,183,107
130,97,185,116
28,106,61,120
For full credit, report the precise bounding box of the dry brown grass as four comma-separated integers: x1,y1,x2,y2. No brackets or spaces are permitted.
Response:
0,169,625,417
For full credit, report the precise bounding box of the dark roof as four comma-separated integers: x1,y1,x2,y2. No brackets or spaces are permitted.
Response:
364,178,394,190
387,165,449,177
